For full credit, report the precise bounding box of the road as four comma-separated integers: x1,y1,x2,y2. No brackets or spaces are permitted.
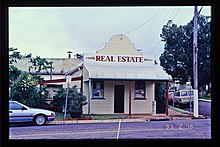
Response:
181,100,211,118
9,119,211,139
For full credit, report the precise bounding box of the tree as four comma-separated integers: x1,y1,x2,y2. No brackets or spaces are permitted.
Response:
28,56,54,102
9,48,22,87
53,88,66,112
67,86,87,112
9,47,32,87
9,65,21,87
10,71,48,108
54,86,87,117
9,47,22,65
9,47,53,81
159,15,211,89
9,48,52,108
28,56,54,81
10,71,37,106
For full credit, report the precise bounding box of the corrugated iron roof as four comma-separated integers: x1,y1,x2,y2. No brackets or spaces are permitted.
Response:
84,64,171,81
13,58,80,75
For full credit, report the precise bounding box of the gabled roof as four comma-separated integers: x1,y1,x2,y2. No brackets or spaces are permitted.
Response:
13,57,80,75
97,34,142,55
65,62,83,76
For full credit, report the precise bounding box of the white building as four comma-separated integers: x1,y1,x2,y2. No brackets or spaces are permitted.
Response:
65,34,171,115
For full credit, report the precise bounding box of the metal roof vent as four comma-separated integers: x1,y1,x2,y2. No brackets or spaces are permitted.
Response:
67,51,73,59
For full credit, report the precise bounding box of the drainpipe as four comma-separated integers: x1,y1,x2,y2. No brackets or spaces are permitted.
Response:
129,81,132,118
88,79,91,114
80,75,83,93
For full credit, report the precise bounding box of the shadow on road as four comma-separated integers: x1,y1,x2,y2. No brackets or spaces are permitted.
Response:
9,122,56,127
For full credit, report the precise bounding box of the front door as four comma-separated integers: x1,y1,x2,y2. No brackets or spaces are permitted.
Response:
114,85,124,113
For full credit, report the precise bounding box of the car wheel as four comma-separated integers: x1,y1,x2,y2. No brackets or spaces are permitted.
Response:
34,114,47,126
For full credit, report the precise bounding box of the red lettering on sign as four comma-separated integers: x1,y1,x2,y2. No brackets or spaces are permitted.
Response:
105,56,115,62
101,56,104,61
94,55,150,63
139,57,143,62
96,56,101,61
131,57,135,62
96,55,115,62
118,56,126,62
111,56,115,62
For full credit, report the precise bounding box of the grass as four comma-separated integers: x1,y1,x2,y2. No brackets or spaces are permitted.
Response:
54,112,128,120
199,96,211,101
90,114,128,120
54,112,72,120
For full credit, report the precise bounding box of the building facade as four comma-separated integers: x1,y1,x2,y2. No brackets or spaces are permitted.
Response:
67,34,171,115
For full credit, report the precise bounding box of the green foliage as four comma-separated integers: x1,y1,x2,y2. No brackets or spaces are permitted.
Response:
9,47,22,65
28,56,54,80
67,86,87,113
9,65,21,87
54,86,87,113
9,48,22,87
90,114,127,120
53,88,66,112
10,71,48,108
159,15,211,87
9,48,53,108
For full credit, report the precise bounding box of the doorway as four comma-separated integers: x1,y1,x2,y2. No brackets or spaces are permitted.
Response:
114,85,124,113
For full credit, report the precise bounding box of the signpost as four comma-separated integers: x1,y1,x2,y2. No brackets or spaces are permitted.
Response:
64,75,71,119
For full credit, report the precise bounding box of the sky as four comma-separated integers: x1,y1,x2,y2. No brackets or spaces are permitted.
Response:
9,6,211,62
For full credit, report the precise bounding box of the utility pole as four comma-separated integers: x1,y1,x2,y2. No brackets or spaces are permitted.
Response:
193,6,199,117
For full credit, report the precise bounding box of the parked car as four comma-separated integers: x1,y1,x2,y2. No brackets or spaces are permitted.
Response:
168,91,175,106
173,89,194,107
9,100,56,126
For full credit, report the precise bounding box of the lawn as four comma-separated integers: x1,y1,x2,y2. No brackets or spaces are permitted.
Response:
54,112,128,120
54,112,72,120
90,114,128,120
199,96,211,101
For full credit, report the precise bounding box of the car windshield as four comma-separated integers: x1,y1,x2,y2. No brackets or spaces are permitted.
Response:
188,90,194,96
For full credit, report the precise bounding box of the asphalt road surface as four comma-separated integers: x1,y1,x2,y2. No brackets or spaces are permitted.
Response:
9,119,211,139
181,100,211,118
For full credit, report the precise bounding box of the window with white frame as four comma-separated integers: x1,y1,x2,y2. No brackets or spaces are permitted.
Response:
92,80,104,99
134,81,146,99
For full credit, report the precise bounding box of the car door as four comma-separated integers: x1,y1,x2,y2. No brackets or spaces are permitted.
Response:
9,101,32,123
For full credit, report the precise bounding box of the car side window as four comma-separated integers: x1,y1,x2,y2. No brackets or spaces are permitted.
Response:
10,102,25,110
181,91,188,96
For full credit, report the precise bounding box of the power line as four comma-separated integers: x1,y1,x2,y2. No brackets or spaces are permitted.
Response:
149,40,161,55
145,8,174,52
172,7,180,21
124,11,162,35
137,9,164,46
148,7,181,56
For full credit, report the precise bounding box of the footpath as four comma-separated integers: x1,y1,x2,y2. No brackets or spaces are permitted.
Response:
48,106,207,125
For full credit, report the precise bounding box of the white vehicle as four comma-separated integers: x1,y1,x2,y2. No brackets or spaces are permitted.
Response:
173,89,194,106
9,100,56,125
